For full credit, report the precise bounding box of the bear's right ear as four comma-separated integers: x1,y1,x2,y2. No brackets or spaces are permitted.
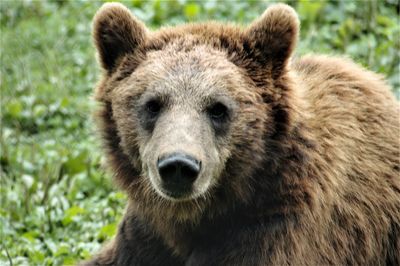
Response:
245,4,299,75
92,3,147,74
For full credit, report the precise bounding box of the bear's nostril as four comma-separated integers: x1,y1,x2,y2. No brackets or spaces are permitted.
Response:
180,163,199,182
157,153,201,185
159,163,178,183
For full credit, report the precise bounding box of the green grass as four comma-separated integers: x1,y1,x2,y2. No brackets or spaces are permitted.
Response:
1,0,399,265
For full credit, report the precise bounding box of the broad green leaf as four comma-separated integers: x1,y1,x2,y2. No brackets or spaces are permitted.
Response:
184,3,200,20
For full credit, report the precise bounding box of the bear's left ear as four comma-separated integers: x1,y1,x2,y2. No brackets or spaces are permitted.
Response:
92,3,147,74
245,4,299,73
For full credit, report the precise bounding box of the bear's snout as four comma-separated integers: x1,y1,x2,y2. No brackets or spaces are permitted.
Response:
157,153,201,198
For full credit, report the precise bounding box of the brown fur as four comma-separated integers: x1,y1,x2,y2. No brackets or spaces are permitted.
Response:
82,3,400,265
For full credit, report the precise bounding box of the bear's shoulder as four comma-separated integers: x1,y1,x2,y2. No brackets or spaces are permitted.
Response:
293,54,394,102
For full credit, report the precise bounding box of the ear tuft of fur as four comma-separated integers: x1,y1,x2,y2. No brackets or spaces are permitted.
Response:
92,3,147,73
246,4,299,71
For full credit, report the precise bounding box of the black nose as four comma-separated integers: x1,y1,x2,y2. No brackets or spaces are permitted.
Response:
157,153,201,186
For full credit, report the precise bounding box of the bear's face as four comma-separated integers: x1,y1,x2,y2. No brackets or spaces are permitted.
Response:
112,44,259,201
93,3,299,208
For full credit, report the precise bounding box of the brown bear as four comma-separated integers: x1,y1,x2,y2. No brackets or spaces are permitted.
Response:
83,2,400,265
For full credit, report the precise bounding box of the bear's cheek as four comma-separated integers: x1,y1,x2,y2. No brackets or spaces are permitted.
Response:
111,103,140,156
139,138,158,179
194,145,222,191
224,106,267,171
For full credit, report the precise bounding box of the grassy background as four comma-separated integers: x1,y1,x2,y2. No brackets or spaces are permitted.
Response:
1,0,399,265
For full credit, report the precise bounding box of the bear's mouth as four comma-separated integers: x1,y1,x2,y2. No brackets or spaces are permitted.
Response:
160,185,193,200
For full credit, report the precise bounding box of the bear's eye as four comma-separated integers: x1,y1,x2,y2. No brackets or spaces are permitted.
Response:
208,102,228,121
145,100,162,116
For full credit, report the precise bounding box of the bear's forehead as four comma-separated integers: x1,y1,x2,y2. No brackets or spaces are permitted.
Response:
145,22,246,53
121,45,248,98
145,42,235,77
110,24,259,104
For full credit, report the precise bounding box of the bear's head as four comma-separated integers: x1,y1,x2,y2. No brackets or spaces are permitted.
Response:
92,3,299,222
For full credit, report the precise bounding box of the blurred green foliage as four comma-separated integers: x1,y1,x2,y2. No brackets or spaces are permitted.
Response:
1,0,399,265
